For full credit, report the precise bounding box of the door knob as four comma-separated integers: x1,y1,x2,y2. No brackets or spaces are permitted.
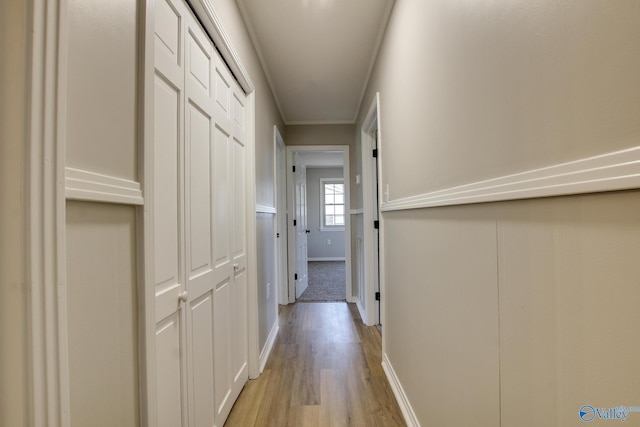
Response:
233,263,239,271
305,229,310,234
178,291,188,302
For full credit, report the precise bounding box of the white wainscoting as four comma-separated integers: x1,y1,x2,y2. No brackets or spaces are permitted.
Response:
381,146,640,211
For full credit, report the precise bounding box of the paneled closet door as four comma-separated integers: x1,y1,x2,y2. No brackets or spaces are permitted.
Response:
152,0,248,426
184,14,217,427
211,41,248,424
153,0,188,425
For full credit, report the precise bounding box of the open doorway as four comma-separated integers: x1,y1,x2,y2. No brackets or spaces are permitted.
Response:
285,146,352,304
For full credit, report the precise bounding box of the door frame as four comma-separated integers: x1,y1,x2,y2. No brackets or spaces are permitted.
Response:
274,126,288,305
361,93,382,326
286,145,353,304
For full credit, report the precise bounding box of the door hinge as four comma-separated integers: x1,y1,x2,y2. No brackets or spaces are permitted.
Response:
372,148,378,158
292,165,296,173
375,291,381,301
373,220,379,229
295,273,298,280
293,219,297,226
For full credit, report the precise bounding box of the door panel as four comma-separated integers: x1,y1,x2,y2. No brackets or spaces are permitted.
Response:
188,293,215,427
152,1,248,426
156,314,185,427
154,0,187,425
153,74,182,323
213,124,231,272
232,137,246,261
186,103,212,278
213,279,232,418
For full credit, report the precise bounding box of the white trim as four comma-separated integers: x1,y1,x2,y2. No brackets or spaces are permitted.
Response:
245,91,260,380
350,208,364,215
319,177,346,230
360,93,381,326
258,321,279,373
382,354,421,427
286,145,352,304
27,0,70,425
255,204,277,214
307,257,346,262
65,167,144,205
381,145,640,212
355,299,366,322
189,0,255,94
274,126,289,306
137,0,155,424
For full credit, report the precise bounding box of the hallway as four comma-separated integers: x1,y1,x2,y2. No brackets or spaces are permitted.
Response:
225,302,405,426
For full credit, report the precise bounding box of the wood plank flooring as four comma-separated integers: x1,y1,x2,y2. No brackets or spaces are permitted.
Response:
225,302,406,427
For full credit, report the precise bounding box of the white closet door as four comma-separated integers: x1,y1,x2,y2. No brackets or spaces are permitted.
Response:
211,47,248,424
230,75,248,409
153,0,187,425
152,0,248,426
184,15,217,427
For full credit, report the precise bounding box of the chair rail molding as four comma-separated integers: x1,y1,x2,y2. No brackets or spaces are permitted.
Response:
382,145,640,211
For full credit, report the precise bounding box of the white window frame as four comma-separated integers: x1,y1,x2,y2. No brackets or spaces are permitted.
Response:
320,178,345,231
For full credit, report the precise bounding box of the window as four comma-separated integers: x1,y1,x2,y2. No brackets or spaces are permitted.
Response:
321,179,345,229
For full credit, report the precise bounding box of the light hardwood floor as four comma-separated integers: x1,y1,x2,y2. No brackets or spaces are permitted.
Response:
225,302,406,426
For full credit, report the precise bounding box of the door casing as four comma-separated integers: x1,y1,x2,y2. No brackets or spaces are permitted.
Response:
286,145,353,304
361,93,383,327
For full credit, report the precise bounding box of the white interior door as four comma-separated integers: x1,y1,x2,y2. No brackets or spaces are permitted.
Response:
152,1,247,425
275,130,288,304
153,0,188,424
294,156,309,299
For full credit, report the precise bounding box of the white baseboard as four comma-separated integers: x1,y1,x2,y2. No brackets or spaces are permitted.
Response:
307,257,346,262
382,353,421,427
259,320,279,373
355,298,366,322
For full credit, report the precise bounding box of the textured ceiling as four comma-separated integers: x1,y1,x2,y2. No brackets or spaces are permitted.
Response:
236,0,394,124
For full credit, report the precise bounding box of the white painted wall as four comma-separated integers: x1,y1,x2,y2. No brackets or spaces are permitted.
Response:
357,1,640,426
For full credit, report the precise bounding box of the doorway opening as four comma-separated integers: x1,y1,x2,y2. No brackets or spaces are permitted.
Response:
285,146,352,305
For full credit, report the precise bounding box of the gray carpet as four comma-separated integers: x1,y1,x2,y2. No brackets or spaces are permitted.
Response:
298,261,346,301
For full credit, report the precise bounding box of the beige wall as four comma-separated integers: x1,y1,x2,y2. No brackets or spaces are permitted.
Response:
214,0,284,352
361,0,640,200
213,0,285,208
0,0,28,426
66,202,139,427
357,1,640,425
65,0,138,181
63,1,141,426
